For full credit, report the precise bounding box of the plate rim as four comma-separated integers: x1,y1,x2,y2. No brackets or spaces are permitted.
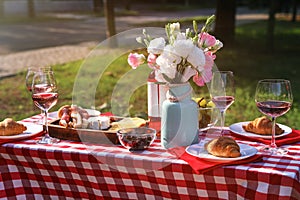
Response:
185,142,258,162
0,122,43,140
229,121,292,139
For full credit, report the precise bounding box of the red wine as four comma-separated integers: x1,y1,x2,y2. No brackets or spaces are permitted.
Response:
33,84,54,93
256,100,291,117
32,93,58,111
212,96,235,111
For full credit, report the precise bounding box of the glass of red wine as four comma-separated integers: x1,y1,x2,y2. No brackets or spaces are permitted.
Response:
26,67,53,124
210,71,235,135
31,70,60,144
26,67,37,93
255,79,293,154
26,67,52,92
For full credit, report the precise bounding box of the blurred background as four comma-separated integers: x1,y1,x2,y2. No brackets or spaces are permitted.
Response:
0,0,299,127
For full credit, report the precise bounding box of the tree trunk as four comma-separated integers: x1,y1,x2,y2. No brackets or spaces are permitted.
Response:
93,0,103,13
267,0,279,52
185,0,190,7
124,0,131,10
103,0,117,47
214,0,236,46
27,0,35,18
291,0,298,22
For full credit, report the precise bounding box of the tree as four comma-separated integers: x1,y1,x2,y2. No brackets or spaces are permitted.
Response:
124,0,131,10
292,0,298,22
267,0,280,52
93,0,103,13
103,0,117,47
184,0,190,7
214,0,236,46
27,0,35,18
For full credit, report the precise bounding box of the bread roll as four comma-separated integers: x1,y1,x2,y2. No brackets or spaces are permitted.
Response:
242,116,284,135
204,136,241,158
0,118,27,136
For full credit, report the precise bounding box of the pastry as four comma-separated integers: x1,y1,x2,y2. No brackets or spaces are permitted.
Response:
204,136,241,158
242,116,284,135
0,118,27,136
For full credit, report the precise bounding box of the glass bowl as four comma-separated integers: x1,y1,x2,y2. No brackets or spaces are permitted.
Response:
117,127,156,151
198,107,219,132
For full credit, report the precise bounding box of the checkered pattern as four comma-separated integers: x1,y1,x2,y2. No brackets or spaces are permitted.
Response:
0,115,300,199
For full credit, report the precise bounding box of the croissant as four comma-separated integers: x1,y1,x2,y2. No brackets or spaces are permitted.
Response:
0,118,27,136
242,116,284,135
204,136,241,158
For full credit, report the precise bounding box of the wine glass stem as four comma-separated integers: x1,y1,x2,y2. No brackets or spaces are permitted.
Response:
270,117,277,149
44,110,50,138
220,110,225,135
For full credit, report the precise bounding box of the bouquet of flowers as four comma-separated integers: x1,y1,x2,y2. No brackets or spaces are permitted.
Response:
127,15,223,86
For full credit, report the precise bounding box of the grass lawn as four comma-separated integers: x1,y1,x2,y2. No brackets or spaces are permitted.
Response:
0,19,299,128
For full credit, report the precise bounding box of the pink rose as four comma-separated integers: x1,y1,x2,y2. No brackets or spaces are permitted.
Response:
203,52,215,70
147,53,157,69
127,53,145,69
193,52,215,86
198,32,217,49
193,72,205,86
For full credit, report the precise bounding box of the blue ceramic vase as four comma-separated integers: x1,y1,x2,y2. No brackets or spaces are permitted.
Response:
161,83,199,149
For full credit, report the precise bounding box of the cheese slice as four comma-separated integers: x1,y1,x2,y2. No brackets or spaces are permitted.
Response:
109,117,146,131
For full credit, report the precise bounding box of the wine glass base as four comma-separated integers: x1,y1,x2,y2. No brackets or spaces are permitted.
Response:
260,146,288,155
37,136,60,144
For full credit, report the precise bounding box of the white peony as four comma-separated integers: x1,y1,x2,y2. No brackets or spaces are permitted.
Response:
187,46,206,71
156,54,177,79
161,45,182,65
180,66,197,82
170,22,180,35
172,39,194,59
175,32,187,40
147,37,166,55
154,70,167,83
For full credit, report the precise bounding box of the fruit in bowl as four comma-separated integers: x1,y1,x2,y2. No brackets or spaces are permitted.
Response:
117,127,156,151
194,97,218,131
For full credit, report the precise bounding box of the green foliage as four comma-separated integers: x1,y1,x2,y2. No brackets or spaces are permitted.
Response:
0,19,299,129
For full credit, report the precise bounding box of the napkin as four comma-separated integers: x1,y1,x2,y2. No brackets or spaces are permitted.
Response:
168,146,263,174
231,129,300,146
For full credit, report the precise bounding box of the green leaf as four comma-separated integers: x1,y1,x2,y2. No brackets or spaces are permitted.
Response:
193,20,198,34
136,37,143,44
201,14,216,33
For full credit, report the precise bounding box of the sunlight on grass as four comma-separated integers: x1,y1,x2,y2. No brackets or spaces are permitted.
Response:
0,20,299,128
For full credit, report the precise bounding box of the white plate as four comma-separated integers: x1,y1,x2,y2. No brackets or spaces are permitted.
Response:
185,141,257,162
229,121,292,139
0,122,43,140
85,109,101,116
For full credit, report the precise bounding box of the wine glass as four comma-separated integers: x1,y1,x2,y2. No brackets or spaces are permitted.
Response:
26,67,37,93
31,70,60,144
26,67,53,123
255,79,293,154
26,67,53,92
209,71,235,135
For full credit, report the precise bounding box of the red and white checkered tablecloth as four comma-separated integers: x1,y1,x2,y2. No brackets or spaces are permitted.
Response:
0,114,300,199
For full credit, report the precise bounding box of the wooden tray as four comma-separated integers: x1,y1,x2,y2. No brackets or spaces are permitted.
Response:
48,119,119,144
